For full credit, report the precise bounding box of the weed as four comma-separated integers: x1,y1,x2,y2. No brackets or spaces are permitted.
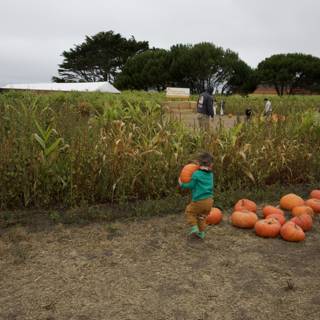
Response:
106,224,122,240
49,211,61,223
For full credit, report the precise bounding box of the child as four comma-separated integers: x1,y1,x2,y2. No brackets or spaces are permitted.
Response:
179,152,215,240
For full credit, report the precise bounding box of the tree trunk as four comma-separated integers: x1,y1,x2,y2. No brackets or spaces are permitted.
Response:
280,83,284,96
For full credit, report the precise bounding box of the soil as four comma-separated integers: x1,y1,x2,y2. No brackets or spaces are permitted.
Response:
169,112,246,130
0,211,320,320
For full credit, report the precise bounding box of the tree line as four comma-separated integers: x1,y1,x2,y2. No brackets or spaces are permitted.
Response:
53,31,320,95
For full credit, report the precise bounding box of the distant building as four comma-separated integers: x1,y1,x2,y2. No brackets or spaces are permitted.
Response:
253,84,312,95
253,84,278,95
0,82,120,94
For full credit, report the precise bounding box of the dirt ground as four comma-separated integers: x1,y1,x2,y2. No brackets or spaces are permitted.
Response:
0,210,320,320
163,99,245,130
168,112,245,130
162,100,249,132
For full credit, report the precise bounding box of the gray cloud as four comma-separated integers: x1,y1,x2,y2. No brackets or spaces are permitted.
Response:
1,0,320,86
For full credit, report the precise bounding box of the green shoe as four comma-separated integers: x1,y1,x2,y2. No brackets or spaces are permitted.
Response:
189,225,199,235
196,231,205,239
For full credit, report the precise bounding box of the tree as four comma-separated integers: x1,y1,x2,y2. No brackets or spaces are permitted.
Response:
168,43,225,93
53,31,149,83
220,50,257,94
113,40,256,94
168,43,254,94
257,53,320,95
115,49,171,91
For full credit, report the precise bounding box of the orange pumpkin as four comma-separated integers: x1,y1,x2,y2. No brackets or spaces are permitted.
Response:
234,199,257,213
262,205,284,218
291,214,313,232
231,210,258,229
280,193,304,211
179,163,200,183
310,190,320,200
305,198,320,213
206,207,223,225
292,205,314,217
280,222,305,242
267,213,286,225
255,218,281,238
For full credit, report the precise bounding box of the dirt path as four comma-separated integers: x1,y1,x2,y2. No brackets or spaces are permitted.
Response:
170,113,243,130
0,212,319,320
163,100,245,130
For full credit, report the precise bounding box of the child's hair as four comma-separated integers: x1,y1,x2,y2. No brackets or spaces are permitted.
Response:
197,152,213,166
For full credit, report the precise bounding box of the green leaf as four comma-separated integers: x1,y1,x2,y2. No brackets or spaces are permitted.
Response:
34,120,45,139
33,133,46,150
243,169,256,183
44,138,63,157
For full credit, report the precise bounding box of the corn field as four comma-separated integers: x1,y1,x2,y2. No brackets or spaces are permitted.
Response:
0,91,320,209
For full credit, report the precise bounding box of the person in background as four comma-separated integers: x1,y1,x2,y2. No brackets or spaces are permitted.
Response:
264,98,272,119
213,100,217,118
179,152,215,240
196,86,214,131
220,100,225,116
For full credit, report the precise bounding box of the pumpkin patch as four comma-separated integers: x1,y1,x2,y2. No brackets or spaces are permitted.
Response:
230,189,317,244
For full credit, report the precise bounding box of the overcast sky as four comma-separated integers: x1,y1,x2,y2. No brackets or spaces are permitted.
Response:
1,0,319,86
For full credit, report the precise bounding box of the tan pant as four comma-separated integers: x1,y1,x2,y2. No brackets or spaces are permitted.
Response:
197,113,210,131
185,198,213,231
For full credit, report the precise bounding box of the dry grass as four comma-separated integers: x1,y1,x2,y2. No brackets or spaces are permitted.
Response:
4,226,30,243
0,211,320,320
0,239,7,257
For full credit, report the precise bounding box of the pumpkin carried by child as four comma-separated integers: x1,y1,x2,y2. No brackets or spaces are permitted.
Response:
179,163,200,183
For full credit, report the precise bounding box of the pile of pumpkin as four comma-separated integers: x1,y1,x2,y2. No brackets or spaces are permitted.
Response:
206,191,320,242
179,163,319,242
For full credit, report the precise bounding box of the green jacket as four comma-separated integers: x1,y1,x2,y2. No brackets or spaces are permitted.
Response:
181,169,214,202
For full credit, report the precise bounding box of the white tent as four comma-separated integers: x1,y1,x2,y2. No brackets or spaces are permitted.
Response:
0,81,120,94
